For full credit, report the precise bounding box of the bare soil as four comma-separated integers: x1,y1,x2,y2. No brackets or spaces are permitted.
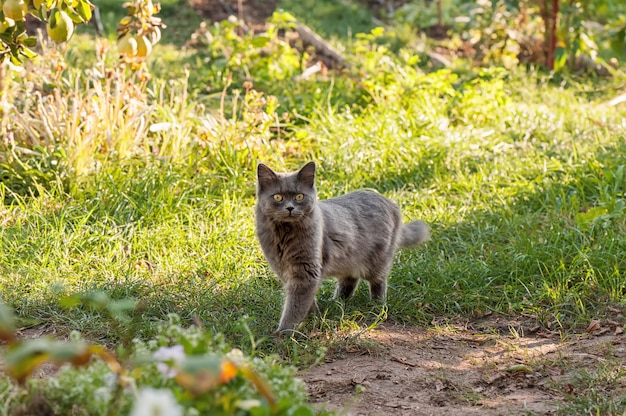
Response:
301,317,626,415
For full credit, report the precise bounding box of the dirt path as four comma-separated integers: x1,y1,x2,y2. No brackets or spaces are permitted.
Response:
301,318,626,415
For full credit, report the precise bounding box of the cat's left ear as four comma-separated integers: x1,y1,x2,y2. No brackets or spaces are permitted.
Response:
297,161,316,189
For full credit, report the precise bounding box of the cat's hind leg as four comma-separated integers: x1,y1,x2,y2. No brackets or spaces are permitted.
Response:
334,276,360,299
369,279,387,301
366,261,393,302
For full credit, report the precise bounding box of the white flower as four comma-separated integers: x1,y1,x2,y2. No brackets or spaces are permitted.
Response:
94,387,111,404
104,373,119,389
129,388,183,416
153,345,186,378
225,348,245,366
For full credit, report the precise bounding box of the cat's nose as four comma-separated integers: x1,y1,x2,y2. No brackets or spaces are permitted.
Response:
286,206,294,212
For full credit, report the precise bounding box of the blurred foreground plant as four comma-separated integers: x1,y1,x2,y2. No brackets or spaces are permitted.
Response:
0,297,323,415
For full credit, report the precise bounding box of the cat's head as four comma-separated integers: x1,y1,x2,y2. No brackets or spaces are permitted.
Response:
256,162,317,222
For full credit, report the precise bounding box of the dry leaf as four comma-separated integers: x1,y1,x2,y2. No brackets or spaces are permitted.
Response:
435,380,446,391
585,320,601,333
615,326,624,336
352,375,366,385
545,366,563,376
502,364,533,373
596,327,611,336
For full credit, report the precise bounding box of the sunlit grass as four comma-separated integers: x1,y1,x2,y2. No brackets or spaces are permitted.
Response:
1,0,625,363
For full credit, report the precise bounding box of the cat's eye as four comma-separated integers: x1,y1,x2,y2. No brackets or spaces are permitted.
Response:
294,194,304,201
273,194,283,202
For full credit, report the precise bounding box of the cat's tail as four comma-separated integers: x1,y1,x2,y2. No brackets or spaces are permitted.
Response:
399,220,430,248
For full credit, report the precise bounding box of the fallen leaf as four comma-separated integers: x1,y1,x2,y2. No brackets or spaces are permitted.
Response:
390,356,419,367
545,366,563,376
351,375,366,385
485,373,506,385
616,326,624,336
435,380,446,391
595,327,611,336
502,364,533,373
586,320,601,333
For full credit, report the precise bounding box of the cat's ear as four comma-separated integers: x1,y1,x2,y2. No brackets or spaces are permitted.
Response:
257,163,277,192
297,161,316,189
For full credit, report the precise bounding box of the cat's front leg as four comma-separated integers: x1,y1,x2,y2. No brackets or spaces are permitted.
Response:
277,269,320,334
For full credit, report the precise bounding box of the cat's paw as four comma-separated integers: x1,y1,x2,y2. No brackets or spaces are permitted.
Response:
274,327,296,337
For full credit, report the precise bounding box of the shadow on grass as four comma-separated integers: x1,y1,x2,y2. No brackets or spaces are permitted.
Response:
389,134,626,331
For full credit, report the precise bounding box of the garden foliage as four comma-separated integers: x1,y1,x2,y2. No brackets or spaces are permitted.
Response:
0,0,625,414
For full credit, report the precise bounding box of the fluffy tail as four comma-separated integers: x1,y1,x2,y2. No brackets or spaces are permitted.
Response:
399,220,430,248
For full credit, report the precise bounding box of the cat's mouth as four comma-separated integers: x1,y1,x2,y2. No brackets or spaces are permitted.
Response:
280,210,301,221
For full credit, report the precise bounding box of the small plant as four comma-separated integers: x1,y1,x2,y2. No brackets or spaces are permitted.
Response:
392,0,626,72
116,0,166,67
186,11,306,92
0,0,94,65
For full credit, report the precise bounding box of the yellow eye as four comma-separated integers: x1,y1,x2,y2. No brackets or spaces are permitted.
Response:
295,194,304,201
273,194,283,202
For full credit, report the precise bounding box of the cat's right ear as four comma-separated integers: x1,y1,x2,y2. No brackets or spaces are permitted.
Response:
257,163,277,192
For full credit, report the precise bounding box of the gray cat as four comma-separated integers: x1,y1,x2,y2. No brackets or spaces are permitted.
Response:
255,162,430,333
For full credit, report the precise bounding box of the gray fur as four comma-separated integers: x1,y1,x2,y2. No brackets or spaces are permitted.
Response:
255,162,430,333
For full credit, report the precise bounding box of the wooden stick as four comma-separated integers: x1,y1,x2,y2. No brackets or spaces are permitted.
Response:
295,23,347,67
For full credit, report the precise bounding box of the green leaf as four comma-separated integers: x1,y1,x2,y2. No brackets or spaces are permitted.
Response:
47,340,88,362
290,405,315,416
61,3,85,24
575,206,609,227
107,299,136,316
251,35,270,48
5,338,53,382
75,0,93,23
178,354,224,375
59,295,81,308
553,47,568,72
610,27,625,54
84,290,109,306
502,364,534,373
22,36,37,47
9,53,24,66
371,27,385,37
21,46,38,59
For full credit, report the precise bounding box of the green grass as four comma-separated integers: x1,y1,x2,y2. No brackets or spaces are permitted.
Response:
2,0,626,361
278,0,376,40
1,2,625,413
79,0,202,45
555,361,626,415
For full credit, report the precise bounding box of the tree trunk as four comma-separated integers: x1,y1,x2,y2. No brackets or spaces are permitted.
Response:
546,0,559,70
